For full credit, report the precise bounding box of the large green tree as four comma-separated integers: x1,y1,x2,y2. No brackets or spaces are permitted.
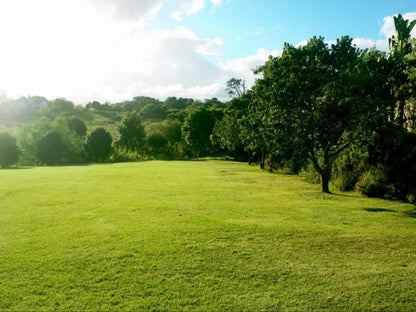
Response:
254,36,375,192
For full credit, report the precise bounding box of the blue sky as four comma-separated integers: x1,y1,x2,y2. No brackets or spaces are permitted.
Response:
0,0,415,104
152,0,416,58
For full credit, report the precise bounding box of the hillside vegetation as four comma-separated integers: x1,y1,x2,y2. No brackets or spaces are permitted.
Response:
1,16,416,200
1,161,415,311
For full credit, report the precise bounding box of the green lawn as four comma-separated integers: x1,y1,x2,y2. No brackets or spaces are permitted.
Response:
1,161,415,311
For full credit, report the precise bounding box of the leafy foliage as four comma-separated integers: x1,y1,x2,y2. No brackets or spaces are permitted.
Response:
66,117,87,136
115,112,145,153
252,36,374,191
36,131,65,165
182,107,216,158
225,78,246,98
84,128,113,162
0,14,415,201
0,132,19,168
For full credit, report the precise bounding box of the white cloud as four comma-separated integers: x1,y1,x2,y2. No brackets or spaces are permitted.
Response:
210,0,223,6
141,83,224,100
196,38,224,56
295,40,308,48
220,48,282,88
0,0,228,103
91,0,168,21
13,1,413,104
352,38,387,51
175,0,205,16
171,10,183,22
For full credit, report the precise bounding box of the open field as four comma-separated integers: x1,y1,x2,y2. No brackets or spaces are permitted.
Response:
1,160,416,311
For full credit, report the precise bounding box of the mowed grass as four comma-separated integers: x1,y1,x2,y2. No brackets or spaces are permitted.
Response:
1,161,416,311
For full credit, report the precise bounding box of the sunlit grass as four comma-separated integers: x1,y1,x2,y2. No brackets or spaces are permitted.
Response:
1,161,415,311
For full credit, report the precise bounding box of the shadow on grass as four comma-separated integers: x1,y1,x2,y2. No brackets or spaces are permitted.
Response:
405,209,416,218
363,208,396,213
1,166,32,170
330,193,357,198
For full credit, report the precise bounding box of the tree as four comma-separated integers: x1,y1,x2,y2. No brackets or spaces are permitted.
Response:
146,132,167,158
18,118,53,165
226,78,246,98
254,36,374,192
86,101,102,111
182,107,216,158
389,14,416,62
163,118,186,159
66,117,87,136
139,103,168,121
36,131,65,165
388,14,416,128
84,128,113,162
48,98,74,116
211,93,254,162
115,112,145,153
0,132,19,168
165,97,194,110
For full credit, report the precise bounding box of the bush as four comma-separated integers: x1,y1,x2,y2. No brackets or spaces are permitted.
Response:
332,144,369,192
36,131,65,165
110,148,144,163
67,117,87,136
84,128,113,162
299,160,320,184
356,166,391,198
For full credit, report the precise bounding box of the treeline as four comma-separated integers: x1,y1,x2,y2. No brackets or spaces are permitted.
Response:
0,95,226,166
0,14,415,201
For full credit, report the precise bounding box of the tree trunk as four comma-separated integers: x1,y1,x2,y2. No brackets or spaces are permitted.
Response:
259,150,265,169
398,98,406,128
320,158,332,193
310,153,332,193
320,169,330,193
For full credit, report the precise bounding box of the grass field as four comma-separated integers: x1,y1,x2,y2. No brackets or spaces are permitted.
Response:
1,161,416,311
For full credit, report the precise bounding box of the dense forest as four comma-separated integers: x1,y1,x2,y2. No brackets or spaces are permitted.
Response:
0,14,415,201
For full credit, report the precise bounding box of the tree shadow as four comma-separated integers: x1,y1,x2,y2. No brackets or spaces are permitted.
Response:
330,192,357,198
363,208,397,213
405,209,416,218
0,166,33,170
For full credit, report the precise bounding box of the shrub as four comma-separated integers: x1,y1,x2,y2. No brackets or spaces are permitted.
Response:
84,128,112,162
67,117,87,136
110,148,144,163
332,144,369,192
36,131,65,165
299,160,320,184
356,166,391,198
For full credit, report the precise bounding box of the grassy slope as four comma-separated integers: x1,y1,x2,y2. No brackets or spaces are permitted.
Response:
0,161,415,311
